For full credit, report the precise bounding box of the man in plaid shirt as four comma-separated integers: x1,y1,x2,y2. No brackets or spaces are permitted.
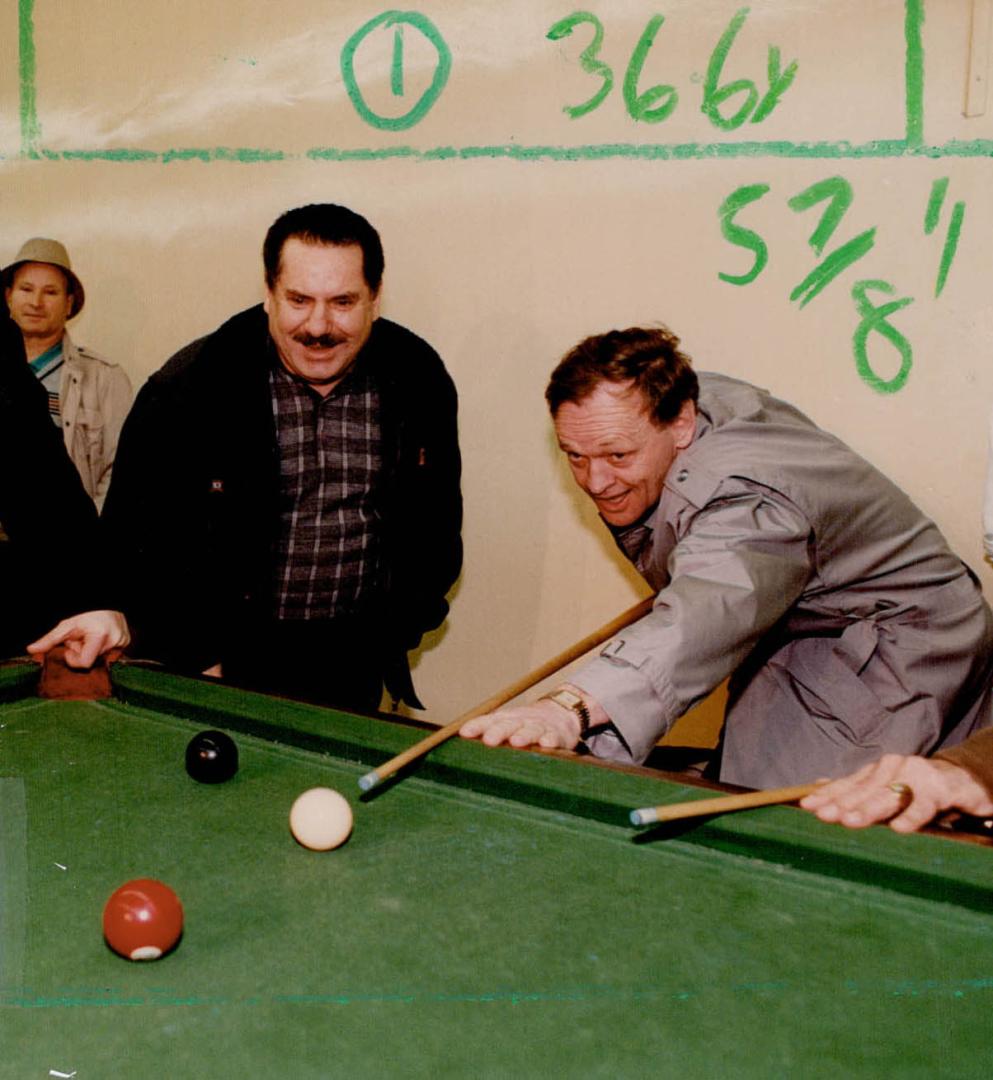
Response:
104,205,462,713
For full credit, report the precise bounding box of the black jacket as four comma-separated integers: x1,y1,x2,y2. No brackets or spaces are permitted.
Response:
0,315,105,650
102,306,462,705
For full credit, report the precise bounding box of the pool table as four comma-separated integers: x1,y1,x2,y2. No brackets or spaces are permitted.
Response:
1,659,992,1078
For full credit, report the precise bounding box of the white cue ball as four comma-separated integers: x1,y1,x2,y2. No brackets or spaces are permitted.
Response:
289,787,354,851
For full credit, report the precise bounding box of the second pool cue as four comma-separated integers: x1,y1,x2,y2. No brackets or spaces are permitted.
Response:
358,594,656,792
630,783,821,826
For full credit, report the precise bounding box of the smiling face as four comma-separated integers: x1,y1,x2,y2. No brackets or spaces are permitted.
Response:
5,262,74,349
554,380,697,527
264,238,380,396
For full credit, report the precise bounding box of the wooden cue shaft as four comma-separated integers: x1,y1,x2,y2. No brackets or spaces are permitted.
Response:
630,783,821,826
358,594,656,791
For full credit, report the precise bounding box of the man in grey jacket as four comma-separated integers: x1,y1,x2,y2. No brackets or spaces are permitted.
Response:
461,326,993,789
3,238,132,508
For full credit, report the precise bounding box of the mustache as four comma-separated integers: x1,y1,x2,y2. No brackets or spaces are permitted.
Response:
293,332,344,348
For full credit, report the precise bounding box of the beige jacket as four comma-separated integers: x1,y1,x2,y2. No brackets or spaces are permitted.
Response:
59,333,133,509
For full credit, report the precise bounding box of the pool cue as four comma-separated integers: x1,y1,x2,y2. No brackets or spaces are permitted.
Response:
630,783,821,826
358,593,656,792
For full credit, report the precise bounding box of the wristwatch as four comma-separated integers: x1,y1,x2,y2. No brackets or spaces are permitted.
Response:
541,687,592,738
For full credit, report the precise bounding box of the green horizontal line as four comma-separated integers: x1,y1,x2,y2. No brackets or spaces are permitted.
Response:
307,145,419,161
5,973,993,1010
912,138,993,159
3,137,993,165
55,147,160,162
444,139,915,161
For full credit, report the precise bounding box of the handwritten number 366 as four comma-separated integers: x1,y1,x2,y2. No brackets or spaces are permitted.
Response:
548,8,797,128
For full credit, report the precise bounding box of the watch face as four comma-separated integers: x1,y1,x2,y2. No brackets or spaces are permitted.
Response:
552,690,582,709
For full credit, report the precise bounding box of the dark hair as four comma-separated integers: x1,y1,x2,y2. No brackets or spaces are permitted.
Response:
546,326,699,426
262,204,385,292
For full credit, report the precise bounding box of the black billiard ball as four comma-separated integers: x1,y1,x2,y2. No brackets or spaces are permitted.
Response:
185,729,238,784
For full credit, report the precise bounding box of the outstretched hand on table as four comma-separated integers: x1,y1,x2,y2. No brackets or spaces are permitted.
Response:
801,753,993,833
27,610,131,670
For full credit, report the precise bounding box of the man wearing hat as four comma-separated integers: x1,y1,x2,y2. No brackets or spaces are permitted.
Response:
3,238,132,509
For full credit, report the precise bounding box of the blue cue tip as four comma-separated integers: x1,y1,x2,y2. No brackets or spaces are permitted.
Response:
358,771,380,792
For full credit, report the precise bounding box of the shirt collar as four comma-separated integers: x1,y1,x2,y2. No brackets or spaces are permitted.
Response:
29,341,64,377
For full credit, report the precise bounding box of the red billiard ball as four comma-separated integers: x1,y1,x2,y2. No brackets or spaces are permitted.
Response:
103,878,184,961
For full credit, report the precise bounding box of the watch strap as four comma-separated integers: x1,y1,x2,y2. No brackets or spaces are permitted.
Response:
540,688,592,738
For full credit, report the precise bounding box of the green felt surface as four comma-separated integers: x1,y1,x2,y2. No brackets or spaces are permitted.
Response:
1,663,992,1078
0,780,26,998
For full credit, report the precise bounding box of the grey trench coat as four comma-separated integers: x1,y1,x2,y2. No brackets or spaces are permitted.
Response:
573,373,993,788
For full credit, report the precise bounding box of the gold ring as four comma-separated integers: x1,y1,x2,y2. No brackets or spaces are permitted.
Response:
887,782,912,798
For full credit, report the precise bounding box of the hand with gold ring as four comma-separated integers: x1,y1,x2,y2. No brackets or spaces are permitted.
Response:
801,753,993,833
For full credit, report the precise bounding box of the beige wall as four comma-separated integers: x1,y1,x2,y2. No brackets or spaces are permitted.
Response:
3,1,992,736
